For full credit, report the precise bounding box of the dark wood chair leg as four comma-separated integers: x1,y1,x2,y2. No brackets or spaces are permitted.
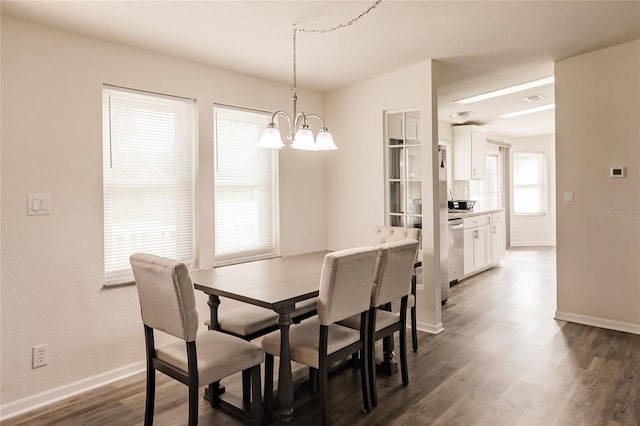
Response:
367,309,379,407
351,352,359,367
143,326,156,426
188,383,198,426
264,354,274,416
400,326,409,385
250,366,263,425
319,326,330,426
187,341,199,426
360,311,372,414
400,296,409,385
411,270,419,352
319,367,329,425
309,367,319,391
242,369,251,401
144,367,155,426
411,304,418,352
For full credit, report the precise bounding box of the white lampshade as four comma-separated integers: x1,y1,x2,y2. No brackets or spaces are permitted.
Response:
315,130,337,150
291,128,317,151
258,126,285,149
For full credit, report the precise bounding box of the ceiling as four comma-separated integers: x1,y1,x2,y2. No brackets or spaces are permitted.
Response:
3,0,639,138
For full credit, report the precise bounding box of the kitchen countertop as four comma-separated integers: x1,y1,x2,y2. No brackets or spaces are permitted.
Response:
448,208,505,220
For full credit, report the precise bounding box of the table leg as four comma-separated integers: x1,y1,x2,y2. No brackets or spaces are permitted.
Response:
206,294,221,330
276,309,295,423
204,295,224,402
378,302,398,375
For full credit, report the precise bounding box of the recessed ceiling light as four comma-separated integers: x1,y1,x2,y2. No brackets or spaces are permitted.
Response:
499,104,555,118
524,94,545,102
454,76,554,104
449,111,472,124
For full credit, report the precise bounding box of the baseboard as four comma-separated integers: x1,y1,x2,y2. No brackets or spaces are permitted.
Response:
0,361,145,421
416,320,444,334
555,311,640,335
510,242,556,247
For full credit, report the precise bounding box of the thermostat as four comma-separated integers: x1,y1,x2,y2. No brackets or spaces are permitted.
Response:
610,167,626,178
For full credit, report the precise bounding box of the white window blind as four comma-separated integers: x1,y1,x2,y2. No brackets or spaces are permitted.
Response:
513,151,546,215
214,106,279,265
102,87,195,284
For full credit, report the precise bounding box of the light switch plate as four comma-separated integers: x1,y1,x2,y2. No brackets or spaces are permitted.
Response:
563,191,574,205
27,194,52,215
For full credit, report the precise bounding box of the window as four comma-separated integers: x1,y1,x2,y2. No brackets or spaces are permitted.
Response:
102,87,195,284
469,147,502,211
513,151,546,215
214,106,279,265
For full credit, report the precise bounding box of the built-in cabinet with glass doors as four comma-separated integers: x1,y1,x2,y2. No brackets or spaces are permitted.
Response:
385,111,422,229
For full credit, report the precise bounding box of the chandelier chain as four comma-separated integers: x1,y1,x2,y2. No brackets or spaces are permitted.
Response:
292,0,382,92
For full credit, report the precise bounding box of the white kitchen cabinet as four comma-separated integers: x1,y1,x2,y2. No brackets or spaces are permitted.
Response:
453,125,488,180
463,215,489,275
489,211,506,263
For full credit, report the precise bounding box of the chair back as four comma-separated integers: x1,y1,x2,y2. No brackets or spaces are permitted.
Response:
130,253,199,342
371,240,420,306
317,247,378,326
372,225,421,245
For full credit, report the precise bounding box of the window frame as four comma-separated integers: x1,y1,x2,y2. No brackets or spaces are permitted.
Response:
102,86,196,285
213,104,280,267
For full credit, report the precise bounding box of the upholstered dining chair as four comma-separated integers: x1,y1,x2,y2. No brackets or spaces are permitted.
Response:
372,225,422,351
206,298,318,341
339,239,419,406
261,247,379,425
204,298,318,403
130,254,264,426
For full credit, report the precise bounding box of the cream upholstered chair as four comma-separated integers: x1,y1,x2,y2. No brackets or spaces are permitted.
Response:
130,254,264,426
261,247,379,425
205,298,317,402
206,298,318,341
339,239,419,406
372,225,422,351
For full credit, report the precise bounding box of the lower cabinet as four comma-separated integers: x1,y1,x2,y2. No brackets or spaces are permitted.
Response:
463,215,489,275
462,211,506,277
489,211,506,264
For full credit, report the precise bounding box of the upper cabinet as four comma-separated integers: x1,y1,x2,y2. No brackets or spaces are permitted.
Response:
452,125,488,180
385,111,422,230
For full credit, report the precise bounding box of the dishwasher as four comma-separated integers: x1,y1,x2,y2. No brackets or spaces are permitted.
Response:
448,218,464,284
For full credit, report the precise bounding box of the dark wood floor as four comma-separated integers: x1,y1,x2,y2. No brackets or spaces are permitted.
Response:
5,247,640,425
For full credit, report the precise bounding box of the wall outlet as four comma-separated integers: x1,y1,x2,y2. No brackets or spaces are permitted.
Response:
32,344,48,368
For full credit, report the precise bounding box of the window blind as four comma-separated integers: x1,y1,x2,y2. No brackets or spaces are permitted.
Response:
513,151,546,215
102,87,195,284
214,106,279,265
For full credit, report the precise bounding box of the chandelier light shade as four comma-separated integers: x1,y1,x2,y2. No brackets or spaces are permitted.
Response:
258,124,285,149
258,0,382,152
315,128,337,150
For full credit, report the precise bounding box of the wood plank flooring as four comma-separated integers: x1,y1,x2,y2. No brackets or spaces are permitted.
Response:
5,247,640,425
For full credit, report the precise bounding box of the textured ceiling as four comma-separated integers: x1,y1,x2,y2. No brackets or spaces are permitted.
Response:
3,0,639,137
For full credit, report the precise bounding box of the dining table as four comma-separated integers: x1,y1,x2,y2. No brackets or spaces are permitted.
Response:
191,250,329,424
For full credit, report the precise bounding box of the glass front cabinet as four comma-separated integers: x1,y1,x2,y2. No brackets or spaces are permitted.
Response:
385,110,422,230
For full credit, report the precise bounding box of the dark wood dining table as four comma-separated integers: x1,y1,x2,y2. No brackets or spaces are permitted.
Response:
191,250,329,424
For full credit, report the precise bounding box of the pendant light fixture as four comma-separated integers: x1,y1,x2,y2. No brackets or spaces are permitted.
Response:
259,0,382,151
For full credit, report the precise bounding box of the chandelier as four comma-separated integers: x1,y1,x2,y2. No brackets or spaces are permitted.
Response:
258,0,382,151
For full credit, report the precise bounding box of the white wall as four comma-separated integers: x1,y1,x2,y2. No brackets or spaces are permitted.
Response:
555,39,640,333
509,134,557,246
324,60,443,333
0,16,327,411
